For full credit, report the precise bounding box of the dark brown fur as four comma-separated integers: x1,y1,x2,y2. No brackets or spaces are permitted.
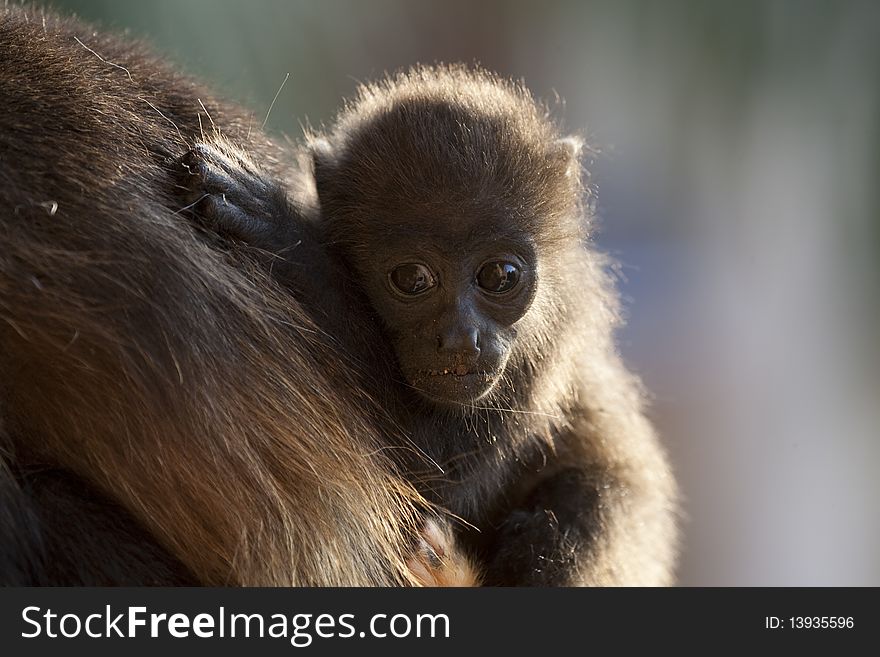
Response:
0,5,434,586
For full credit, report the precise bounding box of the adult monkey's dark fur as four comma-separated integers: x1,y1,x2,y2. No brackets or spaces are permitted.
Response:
0,5,441,586
181,68,680,585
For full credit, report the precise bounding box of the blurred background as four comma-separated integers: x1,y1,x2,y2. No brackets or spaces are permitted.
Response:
53,0,880,586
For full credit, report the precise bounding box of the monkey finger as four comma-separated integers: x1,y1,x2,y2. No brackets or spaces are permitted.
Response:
177,144,273,208
406,518,481,587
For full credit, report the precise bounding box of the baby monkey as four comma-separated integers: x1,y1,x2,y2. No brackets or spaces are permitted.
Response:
178,66,678,586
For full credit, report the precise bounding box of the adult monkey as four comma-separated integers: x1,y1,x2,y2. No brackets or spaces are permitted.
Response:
0,5,471,586
179,67,679,585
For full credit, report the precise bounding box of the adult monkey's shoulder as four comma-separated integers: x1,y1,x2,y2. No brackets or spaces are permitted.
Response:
0,4,450,586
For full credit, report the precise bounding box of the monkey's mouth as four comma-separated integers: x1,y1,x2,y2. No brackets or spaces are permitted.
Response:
406,368,500,404
422,366,485,377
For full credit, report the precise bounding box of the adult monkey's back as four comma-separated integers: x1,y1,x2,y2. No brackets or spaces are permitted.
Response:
0,5,424,585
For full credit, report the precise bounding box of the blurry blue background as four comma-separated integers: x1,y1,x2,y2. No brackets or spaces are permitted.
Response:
53,0,880,585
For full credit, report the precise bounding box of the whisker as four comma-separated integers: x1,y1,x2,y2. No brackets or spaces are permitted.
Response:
262,72,290,130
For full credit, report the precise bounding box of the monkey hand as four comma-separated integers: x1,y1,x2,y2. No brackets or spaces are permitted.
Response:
407,517,481,587
483,469,603,586
175,142,293,248
483,507,579,586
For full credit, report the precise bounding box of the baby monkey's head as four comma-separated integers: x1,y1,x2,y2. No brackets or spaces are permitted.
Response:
311,65,585,406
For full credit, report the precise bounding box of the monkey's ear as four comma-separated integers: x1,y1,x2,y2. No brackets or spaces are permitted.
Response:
309,138,338,200
553,136,583,178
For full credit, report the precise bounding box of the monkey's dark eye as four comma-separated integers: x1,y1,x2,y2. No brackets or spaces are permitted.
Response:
476,261,522,294
389,263,436,296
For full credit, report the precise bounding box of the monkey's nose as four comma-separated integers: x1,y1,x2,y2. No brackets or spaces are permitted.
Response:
437,328,481,361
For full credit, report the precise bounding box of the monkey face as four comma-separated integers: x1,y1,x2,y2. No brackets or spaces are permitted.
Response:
311,71,582,406
353,233,538,406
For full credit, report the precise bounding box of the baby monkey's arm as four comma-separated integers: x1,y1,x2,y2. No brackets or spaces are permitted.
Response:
176,142,298,250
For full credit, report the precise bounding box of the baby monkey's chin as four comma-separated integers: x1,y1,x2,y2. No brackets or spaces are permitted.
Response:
405,369,502,407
